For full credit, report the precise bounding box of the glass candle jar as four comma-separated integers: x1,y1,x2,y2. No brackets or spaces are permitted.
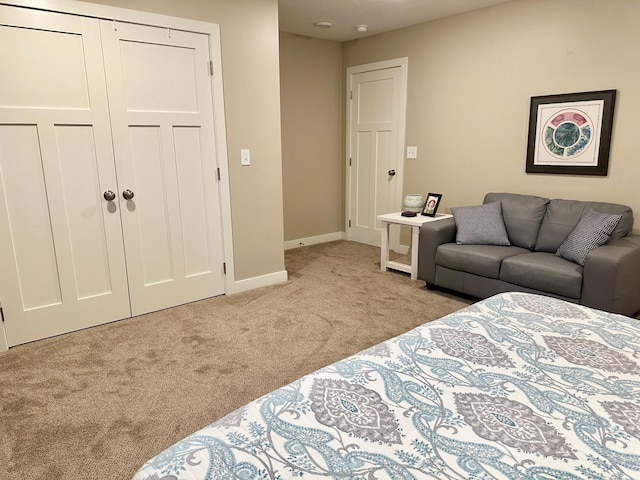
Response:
403,194,424,212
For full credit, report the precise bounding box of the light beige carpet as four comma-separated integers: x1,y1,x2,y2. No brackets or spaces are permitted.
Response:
0,240,471,480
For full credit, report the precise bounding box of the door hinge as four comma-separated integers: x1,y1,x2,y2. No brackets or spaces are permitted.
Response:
348,220,351,228
223,262,227,274
208,60,214,76
0,306,4,323
217,167,221,181
350,90,352,100
349,158,352,167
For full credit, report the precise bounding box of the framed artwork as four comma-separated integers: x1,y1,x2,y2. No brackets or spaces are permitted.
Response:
422,193,442,217
525,89,616,176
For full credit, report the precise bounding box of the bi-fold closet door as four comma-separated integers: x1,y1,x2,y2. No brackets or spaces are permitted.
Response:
0,5,226,347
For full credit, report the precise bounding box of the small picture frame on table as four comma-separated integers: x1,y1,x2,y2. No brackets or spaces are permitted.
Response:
422,193,442,217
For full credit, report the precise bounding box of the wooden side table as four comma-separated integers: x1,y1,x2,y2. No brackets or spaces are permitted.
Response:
377,212,453,280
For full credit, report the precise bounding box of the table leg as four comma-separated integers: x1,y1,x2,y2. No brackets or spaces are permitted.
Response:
410,225,419,280
380,221,389,272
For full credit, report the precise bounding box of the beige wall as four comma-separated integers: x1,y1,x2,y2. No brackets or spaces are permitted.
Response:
83,0,285,281
76,0,640,272
279,33,343,243
341,0,640,229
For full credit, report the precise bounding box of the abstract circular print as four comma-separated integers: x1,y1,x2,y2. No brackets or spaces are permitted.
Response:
543,109,593,158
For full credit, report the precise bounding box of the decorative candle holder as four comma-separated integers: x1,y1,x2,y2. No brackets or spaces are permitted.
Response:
403,194,424,212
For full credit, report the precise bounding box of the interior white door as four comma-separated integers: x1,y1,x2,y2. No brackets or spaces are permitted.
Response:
347,62,406,248
0,6,131,346
100,21,225,316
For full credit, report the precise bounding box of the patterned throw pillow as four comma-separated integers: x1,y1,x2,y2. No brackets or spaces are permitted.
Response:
451,201,510,246
556,209,622,266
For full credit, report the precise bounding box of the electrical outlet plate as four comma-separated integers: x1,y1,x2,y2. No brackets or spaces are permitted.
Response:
241,148,250,166
406,146,417,159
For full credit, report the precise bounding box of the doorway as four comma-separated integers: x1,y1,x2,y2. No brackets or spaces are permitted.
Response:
345,58,408,251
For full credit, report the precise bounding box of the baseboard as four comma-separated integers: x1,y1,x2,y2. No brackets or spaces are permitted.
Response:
234,231,346,293
283,231,409,254
284,231,345,250
395,244,410,255
233,270,288,294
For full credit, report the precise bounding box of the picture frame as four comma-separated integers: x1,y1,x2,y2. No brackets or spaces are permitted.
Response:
525,89,616,176
421,193,442,217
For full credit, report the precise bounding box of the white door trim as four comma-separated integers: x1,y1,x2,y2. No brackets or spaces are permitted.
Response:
345,57,408,249
0,304,7,351
1,0,235,295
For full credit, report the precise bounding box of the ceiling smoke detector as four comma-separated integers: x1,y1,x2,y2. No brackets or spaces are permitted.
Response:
313,21,333,28
356,25,368,33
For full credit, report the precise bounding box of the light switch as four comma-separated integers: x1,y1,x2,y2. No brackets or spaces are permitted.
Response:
406,146,417,159
241,148,250,166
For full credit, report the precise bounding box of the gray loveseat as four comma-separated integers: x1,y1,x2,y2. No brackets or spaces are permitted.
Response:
417,192,640,316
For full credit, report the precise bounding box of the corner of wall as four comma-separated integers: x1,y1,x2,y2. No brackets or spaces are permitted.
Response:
233,270,288,294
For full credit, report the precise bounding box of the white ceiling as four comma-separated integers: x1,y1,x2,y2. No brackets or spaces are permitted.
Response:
279,0,515,42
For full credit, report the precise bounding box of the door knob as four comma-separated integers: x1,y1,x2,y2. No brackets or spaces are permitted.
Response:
122,189,135,200
103,190,116,201
388,169,396,176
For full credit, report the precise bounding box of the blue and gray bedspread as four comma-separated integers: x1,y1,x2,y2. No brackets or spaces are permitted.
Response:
132,292,640,479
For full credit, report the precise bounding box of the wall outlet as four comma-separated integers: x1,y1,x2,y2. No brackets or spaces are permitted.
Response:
241,148,251,166
406,146,417,159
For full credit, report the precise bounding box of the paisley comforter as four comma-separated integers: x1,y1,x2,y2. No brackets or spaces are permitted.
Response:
132,292,640,480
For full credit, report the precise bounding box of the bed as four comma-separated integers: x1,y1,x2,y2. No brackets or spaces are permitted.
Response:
132,292,640,480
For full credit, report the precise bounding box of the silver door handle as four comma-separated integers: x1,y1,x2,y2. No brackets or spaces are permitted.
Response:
122,189,135,200
103,190,116,201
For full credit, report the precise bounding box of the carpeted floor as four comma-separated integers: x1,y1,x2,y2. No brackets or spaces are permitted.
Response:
0,240,472,480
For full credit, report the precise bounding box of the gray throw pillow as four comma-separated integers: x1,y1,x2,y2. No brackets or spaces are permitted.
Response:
451,201,510,246
556,209,622,266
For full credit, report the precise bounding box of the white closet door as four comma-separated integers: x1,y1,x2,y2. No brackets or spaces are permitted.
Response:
100,21,225,316
0,7,131,346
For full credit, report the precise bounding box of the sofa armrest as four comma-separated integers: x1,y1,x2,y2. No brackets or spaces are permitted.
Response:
417,217,456,284
582,235,640,315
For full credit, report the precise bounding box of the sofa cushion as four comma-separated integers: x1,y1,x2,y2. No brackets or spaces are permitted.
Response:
436,244,529,279
484,193,550,249
451,201,510,246
535,199,633,253
556,209,622,266
500,252,583,299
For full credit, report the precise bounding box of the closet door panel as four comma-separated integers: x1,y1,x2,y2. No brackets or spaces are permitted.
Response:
55,125,116,299
0,125,62,310
101,21,225,316
0,7,130,346
0,20,90,109
119,40,198,113
174,126,211,277
128,126,174,285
